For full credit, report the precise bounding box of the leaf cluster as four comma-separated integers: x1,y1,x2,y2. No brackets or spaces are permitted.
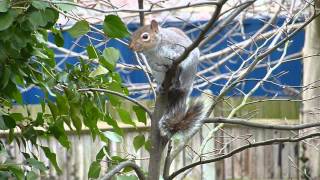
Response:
0,1,146,179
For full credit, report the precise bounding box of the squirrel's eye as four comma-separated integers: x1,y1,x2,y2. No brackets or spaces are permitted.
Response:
141,32,150,41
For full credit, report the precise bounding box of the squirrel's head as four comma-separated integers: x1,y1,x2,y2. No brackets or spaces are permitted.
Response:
129,20,160,52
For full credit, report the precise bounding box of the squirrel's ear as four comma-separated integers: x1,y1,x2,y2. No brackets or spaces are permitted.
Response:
150,20,159,33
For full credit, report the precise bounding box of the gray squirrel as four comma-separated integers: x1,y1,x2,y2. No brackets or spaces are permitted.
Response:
129,20,207,139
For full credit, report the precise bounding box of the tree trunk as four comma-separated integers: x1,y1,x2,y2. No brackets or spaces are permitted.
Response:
148,94,169,180
301,3,320,179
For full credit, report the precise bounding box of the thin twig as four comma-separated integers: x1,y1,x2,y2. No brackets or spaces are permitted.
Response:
204,117,320,130
78,88,152,117
47,0,221,13
163,140,173,179
167,132,320,180
138,0,144,26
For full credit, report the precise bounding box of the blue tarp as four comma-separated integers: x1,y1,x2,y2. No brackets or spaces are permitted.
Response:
22,18,304,104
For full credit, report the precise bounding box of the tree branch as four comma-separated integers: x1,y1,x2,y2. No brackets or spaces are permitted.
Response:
199,0,256,48
138,0,144,26
207,11,320,115
100,160,146,180
167,132,320,180
163,140,172,179
204,117,320,130
48,0,221,13
173,0,229,66
162,0,228,91
78,88,152,117
146,2,229,178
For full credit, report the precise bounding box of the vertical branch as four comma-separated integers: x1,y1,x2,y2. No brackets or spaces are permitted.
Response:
138,0,145,26
148,94,169,180
147,1,228,179
163,140,173,179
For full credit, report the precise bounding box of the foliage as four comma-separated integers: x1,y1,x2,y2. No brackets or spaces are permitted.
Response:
0,0,146,179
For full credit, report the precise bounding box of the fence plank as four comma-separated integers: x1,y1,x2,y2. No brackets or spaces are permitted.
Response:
1,121,303,180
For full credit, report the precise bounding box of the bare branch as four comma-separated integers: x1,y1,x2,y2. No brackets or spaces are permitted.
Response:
172,0,229,66
207,11,320,115
162,0,229,91
204,117,320,130
167,132,320,180
163,140,173,179
48,0,222,13
199,0,256,48
78,88,152,117
100,160,146,180
138,0,144,26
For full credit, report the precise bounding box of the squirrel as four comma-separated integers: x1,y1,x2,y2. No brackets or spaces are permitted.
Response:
129,20,208,139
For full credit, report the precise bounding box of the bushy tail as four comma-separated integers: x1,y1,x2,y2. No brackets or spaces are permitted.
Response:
159,99,208,138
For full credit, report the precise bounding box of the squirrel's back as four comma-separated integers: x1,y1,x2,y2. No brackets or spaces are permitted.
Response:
159,27,193,48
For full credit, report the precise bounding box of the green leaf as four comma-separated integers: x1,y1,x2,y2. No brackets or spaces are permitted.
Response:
133,105,147,124
111,72,123,84
96,146,108,161
32,1,50,10
26,158,47,171
34,112,44,126
99,131,109,143
48,101,58,120
1,115,16,129
102,115,123,136
0,66,10,89
12,89,23,104
103,131,123,143
8,128,14,143
49,121,71,149
26,171,38,180
4,81,22,104
28,10,48,28
117,108,135,126
107,94,121,107
0,10,18,31
9,113,23,122
88,161,101,179
116,175,139,180
70,106,82,135
0,0,9,12
67,20,90,38
103,15,129,38
144,139,151,152
41,146,62,174
22,126,37,144
51,28,64,47
82,101,100,135
56,95,69,115
101,47,120,70
111,156,125,163
89,65,109,78
32,48,49,59
55,3,76,11
7,165,24,180
133,134,145,151
87,45,98,59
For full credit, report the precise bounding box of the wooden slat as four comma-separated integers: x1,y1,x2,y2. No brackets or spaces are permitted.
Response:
1,122,304,180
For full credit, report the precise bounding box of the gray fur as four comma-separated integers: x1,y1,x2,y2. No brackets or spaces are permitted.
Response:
138,25,204,138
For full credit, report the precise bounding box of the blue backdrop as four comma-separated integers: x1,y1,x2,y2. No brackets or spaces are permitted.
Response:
22,18,304,104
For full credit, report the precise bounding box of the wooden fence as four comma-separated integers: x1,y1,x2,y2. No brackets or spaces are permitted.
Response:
2,119,301,180
0,99,303,179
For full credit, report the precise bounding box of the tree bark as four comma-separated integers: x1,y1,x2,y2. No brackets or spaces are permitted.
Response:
147,94,169,180
301,2,320,179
